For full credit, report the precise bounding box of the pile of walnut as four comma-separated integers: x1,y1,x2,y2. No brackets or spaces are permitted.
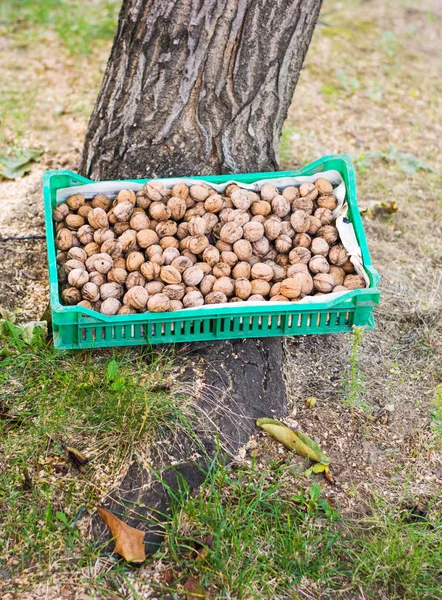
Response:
54,178,366,315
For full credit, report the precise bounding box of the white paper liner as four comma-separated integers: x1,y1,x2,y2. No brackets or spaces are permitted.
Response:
56,170,369,309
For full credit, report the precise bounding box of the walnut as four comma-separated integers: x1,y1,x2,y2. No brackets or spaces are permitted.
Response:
230,189,251,211
282,186,299,201
100,282,123,300
309,255,330,274
169,256,193,275
78,204,93,218
119,229,138,252
202,246,220,267
307,216,322,235
188,235,209,255
215,240,233,253
292,197,314,214
147,293,170,312
92,194,112,211
94,228,115,245
250,279,271,296
250,200,271,216
183,290,204,307
77,224,95,245
56,252,69,265
220,222,243,244
78,300,93,311
125,286,149,309
129,211,150,231
252,237,270,257
126,252,144,272
225,184,240,197
115,189,136,206
317,225,339,244
156,220,178,238
101,239,123,259
329,265,345,285
199,275,215,296
247,294,265,302
126,272,146,289
311,237,329,256
205,291,228,304
342,260,355,274
64,259,85,276
232,239,252,261
181,249,197,263
251,263,273,281
220,251,238,267
183,266,204,286
314,208,334,226
234,278,252,300
344,274,365,289
293,233,311,248
203,212,219,233
68,268,89,288
53,203,69,222
163,285,185,300
287,263,309,277
299,182,319,202
176,222,190,240
112,201,133,222
62,287,81,305
260,183,279,201
270,282,281,297
136,229,159,249
160,265,182,285
55,228,73,251
289,247,311,265
293,272,313,296
264,217,282,241
328,244,348,266
113,257,127,269
171,183,189,200
94,257,113,275
232,261,251,280
280,221,295,238
276,253,290,267
317,195,337,211
89,271,106,287
212,262,231,278
170,300,184,311
144,180,168,202
313,273,335,293
243,221,264,242
274,234,292,254
204,194,224,213
100,298,121,315
117,305,137,315
108,268,128,286
66,194,85,211
67,247,87,263
160,236,179,250
269,195,290,218
280,278,301,299
229,209,250,227
290,210,310,233
88,207,109,230
315,178,333,195
213,276,234,296
333,285,348,293
219,208,234,224
167,197,187,221
139,262,160,281
145,281,164,295
159,247,178,265
149,202,171,221
190,184,210,202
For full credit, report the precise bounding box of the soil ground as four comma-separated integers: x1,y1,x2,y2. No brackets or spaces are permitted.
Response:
0,0,441,598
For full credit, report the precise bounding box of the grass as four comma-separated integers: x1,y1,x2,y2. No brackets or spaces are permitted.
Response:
143,458,442,600
0,0,120,55
341,326,369,416
0,322,192,576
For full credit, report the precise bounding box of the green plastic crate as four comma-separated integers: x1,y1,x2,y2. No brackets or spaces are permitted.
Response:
43,154,380,350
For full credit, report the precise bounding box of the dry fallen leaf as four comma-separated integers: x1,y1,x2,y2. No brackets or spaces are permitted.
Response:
256,418,333,483
183,576,207,599
97,507,146,563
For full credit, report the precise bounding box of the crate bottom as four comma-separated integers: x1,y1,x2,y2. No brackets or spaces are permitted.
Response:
53,309,375,350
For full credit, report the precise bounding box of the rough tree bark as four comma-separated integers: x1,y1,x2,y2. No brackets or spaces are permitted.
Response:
81,0,322,548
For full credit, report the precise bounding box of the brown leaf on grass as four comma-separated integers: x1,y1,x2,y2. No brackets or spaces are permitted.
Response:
66,447,89,470
324,466,335,485
97,507,146,563
183,576,207,599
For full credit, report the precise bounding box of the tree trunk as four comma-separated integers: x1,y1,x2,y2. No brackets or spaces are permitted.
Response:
81,0,322,179
81,0,322,547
